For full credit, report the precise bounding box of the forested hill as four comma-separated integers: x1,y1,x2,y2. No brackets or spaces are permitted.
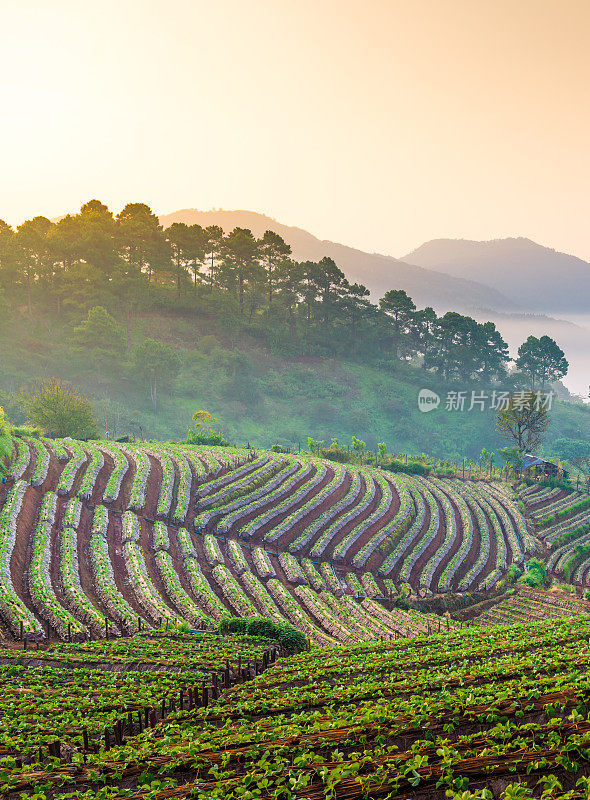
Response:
160,209,514,312
0,199,588,459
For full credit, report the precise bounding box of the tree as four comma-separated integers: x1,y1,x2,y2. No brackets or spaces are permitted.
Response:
133,339,182,414
20,380,99,439
15,216,52,320
379,289,416,358
0,220,18,289
352,435,366,463
554,438,590,478
222,227,261,314
203,225,224,289
46,214,84,313
117,203,170,284
259,230,291,306
166,222,205,296
275,259,304,338
516,335,568,389
0,288,9,333
186,410,228,446
496,391,550,454
423,312,509,382
498,446,524,472
76,200,121,280
166,222,192,297
72,306,125,374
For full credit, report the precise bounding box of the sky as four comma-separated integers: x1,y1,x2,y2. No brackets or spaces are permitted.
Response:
1,0,590,261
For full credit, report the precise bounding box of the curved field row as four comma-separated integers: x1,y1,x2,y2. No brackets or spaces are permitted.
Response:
0,437,534,640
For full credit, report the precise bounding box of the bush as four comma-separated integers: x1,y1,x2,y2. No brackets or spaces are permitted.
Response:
217,616,309,653
381,459,431,476
0,408,12,477
520,558,547,588
20,379,99,440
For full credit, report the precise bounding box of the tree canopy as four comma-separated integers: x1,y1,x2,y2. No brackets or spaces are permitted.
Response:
20,380,99,440
0,199,570,396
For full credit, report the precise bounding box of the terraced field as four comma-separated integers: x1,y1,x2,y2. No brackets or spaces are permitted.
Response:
515,482,590,586
5,617,590,799
0,436,538,643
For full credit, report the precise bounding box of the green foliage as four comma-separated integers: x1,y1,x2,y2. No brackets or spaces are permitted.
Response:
516,334,569,389
217,616,309,653
520,558,547,588
552,522,590,549
133,338,182,414
0,288,9,332
564,544,590,581
0,406,12,476
19,379,99,439
72,306,125,373
186,409,229,447
0,197,585,455
497,563,523,592
381,459,431,476
499,446,524,470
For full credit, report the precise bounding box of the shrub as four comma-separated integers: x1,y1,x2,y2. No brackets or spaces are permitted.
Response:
381,459,430,476
20,379,99,440
0,408,12,476
217,616,309,653
520,558,547,588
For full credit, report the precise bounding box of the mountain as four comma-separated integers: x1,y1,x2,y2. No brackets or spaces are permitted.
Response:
159,209,514,313
402,237,590,313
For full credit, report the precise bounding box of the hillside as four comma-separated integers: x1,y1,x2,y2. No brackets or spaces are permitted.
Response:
5,434,588,647
160,209,515,312
3,436,590,797
4,613,590,799
404,236,590,313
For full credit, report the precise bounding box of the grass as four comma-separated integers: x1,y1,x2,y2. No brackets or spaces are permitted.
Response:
0,307,588,461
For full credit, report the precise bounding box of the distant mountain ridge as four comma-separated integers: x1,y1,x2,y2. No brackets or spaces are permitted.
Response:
402,237,590,313
159,209,515,314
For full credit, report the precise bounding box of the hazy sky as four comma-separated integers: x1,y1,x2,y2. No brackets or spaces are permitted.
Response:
2,0,589,261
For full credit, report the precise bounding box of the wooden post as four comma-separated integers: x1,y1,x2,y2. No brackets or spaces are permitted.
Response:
149,709,156,728
83,728,89,751
137,711,143,732
202,684,208,707
128,711,133,734
179,690,184,710
19,621,23,640
161,698,166,719
104,728,110,751
105,619,109,640
138,616,141,632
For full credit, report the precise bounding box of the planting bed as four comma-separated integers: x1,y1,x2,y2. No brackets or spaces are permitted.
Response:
4,617,590,797
0,438,535,645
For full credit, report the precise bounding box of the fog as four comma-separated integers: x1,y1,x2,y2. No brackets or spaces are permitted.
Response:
473,311,590,401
